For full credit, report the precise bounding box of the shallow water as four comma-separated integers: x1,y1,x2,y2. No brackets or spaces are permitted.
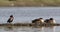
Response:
0,26,60,32
0,7,60,23
0,7,60,32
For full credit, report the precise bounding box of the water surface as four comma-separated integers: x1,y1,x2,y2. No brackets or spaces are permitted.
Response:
0,7,60,23
0,26,60,32
0,7,60,32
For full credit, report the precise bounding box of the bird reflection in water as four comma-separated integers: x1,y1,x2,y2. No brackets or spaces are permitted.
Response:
32,26,56,32
49,26,56,32
4,26,13,31
44,26,56,32
32,26,44,32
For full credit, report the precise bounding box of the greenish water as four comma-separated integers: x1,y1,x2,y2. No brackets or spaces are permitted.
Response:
0,26,60,32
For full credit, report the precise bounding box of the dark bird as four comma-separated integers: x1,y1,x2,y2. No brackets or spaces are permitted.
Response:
7,15,14,23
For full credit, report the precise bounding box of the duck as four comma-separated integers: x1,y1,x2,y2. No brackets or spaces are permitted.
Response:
44,18,56,24
49,18,56,24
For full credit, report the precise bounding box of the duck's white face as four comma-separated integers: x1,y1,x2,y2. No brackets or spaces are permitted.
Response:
40,19,44,23
53,20,56,23
50,20,56,24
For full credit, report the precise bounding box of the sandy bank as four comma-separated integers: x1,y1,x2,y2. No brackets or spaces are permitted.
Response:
0,0,60,7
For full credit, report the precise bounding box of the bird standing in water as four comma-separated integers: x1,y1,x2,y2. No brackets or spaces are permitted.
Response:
7,15,14,23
